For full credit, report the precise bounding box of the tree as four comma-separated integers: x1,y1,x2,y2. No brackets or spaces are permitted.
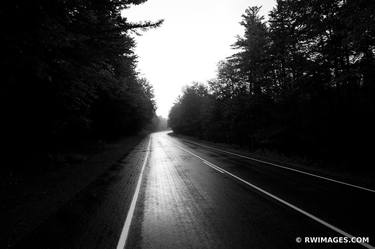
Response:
232,6,271,95
169,1,375,169
169,83,210,137
1,0,162,169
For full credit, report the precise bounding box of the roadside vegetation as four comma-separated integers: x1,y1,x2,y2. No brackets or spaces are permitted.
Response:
2,1,163,245
169,0,375,170
1,0,162,172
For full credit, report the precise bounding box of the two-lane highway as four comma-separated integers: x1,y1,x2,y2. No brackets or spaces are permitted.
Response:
12,131,374,249
122,131,374,249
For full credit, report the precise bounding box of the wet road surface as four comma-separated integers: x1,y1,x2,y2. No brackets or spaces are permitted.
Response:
12,131,374,249
126,132,374,249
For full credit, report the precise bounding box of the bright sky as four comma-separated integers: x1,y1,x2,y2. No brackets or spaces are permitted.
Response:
124,0,276,118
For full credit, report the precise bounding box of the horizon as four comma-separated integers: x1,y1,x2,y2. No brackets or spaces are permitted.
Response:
124,0,276,118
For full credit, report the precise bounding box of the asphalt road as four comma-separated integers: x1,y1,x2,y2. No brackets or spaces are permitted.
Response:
13,131,374,249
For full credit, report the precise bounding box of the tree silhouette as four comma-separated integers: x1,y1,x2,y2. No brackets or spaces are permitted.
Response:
1,0,162,170
169,1,375,169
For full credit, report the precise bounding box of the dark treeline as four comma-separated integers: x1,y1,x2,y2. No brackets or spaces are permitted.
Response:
169,0,375,167
152,116,168,131
1,0,161,169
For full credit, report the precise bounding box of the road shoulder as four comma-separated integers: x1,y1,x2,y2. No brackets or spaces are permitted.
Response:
170,133,375,190
4,134,147,248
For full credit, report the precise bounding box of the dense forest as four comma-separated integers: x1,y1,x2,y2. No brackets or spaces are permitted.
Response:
1,0,161,170
169,0,375,168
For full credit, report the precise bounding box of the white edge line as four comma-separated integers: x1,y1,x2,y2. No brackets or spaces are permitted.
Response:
182,139,375,193
203,160,224,173
116,137,151,249
174,143,375,249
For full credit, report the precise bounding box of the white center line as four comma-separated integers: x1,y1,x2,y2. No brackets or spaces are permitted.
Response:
173,142,375,249
182,139,375,193
116,137,151,249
